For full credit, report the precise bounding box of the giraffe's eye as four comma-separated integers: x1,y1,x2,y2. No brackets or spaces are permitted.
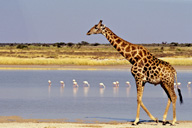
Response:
94,25,98,29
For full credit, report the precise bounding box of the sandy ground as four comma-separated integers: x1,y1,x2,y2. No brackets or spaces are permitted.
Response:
0,116,192,128
0,121,192,128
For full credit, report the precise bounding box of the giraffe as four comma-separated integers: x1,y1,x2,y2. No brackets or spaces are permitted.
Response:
87,20,183,125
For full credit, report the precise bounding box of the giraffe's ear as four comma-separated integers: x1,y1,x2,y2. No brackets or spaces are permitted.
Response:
101,24,106,30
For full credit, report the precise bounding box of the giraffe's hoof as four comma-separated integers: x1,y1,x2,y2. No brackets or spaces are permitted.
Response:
162,121,169,125
171,120,177,126
155,118,159,123
132,121,139,125
170,123,176,126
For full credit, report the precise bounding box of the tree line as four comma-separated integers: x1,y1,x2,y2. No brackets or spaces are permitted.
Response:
0,41,191,49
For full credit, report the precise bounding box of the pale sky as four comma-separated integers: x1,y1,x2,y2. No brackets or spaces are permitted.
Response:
0,0,191,44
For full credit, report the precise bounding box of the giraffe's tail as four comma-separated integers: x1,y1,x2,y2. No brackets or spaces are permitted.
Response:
175,72,183,104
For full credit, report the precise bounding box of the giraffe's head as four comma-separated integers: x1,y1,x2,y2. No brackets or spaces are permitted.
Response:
87,20,105,35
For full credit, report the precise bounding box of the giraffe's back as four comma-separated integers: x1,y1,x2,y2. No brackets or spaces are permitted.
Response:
131,53,176,86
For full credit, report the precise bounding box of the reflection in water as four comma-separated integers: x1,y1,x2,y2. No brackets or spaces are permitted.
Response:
188,87,191,97
48,85,51,97
73,87,78,97
99,88,105,97
60,86,64,97
126,87,131,97
99,83,105,97
84,87,89,97
113,87,119,97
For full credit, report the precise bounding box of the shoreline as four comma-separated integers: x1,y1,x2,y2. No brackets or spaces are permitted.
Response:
0,116,192,128
0,65,192,70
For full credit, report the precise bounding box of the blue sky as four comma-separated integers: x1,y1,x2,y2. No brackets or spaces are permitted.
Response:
0,0,191,43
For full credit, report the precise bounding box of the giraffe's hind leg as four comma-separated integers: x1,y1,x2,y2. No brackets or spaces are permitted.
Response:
162,99,171,125
161,83,177,125
171,91,177,125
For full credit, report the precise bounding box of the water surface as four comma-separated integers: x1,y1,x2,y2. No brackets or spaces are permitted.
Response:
0,69,191,122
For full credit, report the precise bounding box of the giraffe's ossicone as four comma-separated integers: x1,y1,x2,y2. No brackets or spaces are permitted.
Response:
87,20,183,125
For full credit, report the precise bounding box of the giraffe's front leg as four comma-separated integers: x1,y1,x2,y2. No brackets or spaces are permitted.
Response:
133,98,141,125
133,81,144,125
140,102,158,123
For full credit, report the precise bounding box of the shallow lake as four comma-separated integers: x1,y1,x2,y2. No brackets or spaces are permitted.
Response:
0,69,191,122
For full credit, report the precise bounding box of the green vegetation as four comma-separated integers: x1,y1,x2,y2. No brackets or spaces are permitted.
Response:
0,42,192,66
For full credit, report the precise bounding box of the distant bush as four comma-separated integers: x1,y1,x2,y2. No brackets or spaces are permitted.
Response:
79,41,88,45
185,43,191,47
53,42,66,48
170,42,178,46
16,44,28,49
67,42,74,47
91,43,100,46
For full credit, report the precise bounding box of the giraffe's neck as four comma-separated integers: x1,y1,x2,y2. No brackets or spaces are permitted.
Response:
102,27,144,65
102,27,133,47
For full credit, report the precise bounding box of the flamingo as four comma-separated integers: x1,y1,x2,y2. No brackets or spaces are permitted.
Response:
83,81,90,87
113,82,117,87
178,82,181,88
60,81,65,87
126,81,131,87
187,81,191,88
48,80,51,86
73,81,79,88
116,81,119,87
99,83,105,88
113,81,119,87
174,82,181,88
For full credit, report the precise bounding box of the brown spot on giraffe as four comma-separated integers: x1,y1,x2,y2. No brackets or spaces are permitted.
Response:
116,39,121,43
120,42,127,47
143,57,148,63
113,43,117,49
143,50,147,56
117,47,121,52
131,46,137,50
138,60,144,67
113,35,118,39
87,20,183,126
125,53,131,59
139,50,143,57
125,45,131,52
132,51,137,57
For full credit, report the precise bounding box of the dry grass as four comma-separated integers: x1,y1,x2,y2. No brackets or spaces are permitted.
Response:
0,45,192,66
0,57,129,66
160,57,192,66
